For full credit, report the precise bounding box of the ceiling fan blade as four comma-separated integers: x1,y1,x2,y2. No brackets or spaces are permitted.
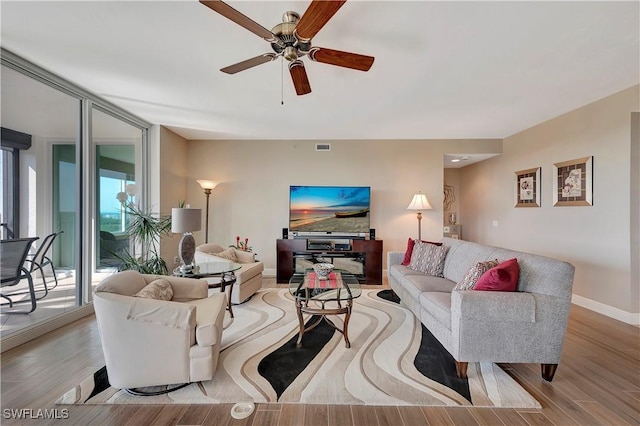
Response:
295,0,347,42
221,53,277,74
199,0,281,45
309,47,374,71
289,61,312,96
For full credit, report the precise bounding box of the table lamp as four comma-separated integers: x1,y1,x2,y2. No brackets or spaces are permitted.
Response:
171,207,202,273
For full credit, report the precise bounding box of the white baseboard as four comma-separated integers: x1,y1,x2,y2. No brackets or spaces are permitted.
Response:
0,304,95,352
263,268,276,277
572,294,640,326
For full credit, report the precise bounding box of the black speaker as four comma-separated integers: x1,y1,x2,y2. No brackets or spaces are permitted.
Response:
282,228,289,239
369,228,376,240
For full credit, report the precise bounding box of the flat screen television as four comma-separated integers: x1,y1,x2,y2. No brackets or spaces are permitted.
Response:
289,185,370,234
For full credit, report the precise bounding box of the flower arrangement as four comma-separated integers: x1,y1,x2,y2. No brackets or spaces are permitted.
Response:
230,236,252,252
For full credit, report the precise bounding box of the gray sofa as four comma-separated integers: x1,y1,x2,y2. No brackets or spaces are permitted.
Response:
387,237,575,381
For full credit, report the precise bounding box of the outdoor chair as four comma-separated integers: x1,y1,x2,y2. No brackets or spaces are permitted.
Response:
1,237,39,314
25,231,63,297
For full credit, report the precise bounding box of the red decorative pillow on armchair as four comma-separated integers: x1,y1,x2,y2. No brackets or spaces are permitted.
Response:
473,258,520,292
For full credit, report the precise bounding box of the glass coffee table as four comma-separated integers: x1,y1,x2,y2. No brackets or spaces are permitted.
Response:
173,261,242,317
289,270,361,348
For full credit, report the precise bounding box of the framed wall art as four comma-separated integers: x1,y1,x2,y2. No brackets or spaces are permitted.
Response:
553,156,593,206
514,167,541,207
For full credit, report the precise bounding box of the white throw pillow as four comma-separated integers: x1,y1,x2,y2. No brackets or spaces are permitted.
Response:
214,248,238,262
134,278,174,301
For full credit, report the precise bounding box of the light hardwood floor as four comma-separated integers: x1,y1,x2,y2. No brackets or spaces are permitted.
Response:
1,279,638,426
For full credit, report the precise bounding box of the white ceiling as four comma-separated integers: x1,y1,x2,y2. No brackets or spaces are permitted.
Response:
1,1,638,142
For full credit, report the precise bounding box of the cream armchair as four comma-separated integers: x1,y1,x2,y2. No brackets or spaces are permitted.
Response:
93,270,227,393
195,243,264,304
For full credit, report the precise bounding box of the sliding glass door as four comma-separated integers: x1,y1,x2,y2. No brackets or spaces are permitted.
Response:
93,107,142,273
1,51,149,340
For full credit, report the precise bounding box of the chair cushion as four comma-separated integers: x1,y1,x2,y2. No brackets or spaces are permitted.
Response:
134,278,174,301
235,261,264,283
95,270,147,296
454,259,499,291
474,258,520,292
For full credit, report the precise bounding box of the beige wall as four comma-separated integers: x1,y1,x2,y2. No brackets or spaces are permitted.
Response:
158,127,189,269
182,139,502,273
459,86,639,321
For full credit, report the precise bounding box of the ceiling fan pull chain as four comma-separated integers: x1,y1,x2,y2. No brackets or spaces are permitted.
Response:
281,56,284,106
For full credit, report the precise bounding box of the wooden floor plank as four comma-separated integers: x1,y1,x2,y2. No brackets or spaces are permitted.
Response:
397,406,428,426
279,404,306,426
328,405,353,426
251,409,280,426
492,409,530,426
373,406,403,426
468,407,506,426
351,405,379,426
445,408,480,425
123,406,164,426
575,400,635,426
201,403,253,426
150,406,189,426
176,404,212,425
304,404,329,426
518,411,556,426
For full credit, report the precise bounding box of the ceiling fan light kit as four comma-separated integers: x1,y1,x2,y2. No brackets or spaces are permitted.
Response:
200,0,374,96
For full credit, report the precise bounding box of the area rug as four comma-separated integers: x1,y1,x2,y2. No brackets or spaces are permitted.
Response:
57,288,540,408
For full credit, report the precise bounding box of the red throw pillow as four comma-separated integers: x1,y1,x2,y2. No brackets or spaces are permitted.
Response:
473,258,520,292
401,238,415,266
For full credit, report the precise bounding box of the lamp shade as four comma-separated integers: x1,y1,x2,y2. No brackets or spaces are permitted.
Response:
171,208,202,233
197,180,219,190
407,193,432,211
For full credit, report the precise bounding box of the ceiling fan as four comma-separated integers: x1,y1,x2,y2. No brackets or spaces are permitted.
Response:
199,0,375,96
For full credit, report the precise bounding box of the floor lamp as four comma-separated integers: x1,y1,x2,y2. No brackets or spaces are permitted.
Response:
407,192,432,241
197,180,218,244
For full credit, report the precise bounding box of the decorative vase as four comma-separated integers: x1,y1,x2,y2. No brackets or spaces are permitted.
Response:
449,213,457,225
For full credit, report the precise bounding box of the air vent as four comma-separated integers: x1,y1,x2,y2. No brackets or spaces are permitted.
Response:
316,143,331,151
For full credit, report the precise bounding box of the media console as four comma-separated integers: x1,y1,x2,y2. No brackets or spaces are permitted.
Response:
276,238,383,284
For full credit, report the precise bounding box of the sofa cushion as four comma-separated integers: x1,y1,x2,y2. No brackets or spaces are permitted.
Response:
408,241,449,277
474,258,520,292
134,278,174,301
419,292,452,331
404,274,456,294
454,259,499,291
213,248,238,262
441,239,501,283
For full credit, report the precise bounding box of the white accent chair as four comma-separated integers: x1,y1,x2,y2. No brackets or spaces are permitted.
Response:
195,243,264,304
93,270,227,392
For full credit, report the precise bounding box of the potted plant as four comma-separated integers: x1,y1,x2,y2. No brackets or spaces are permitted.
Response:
114,204,172,275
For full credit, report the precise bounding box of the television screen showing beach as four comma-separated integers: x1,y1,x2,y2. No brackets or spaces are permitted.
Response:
289,186,370,233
